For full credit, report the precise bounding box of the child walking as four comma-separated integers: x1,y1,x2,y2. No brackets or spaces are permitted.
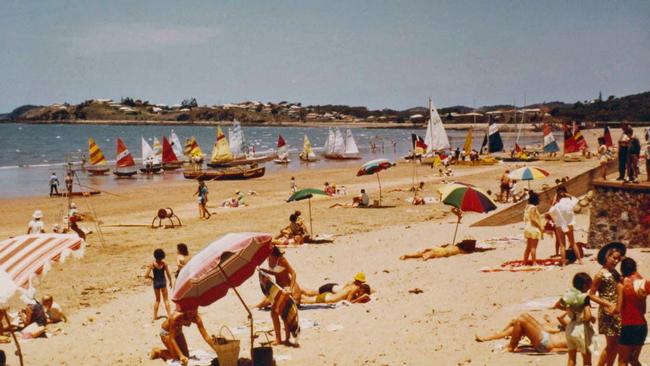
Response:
556,272,595,366
145,248,173,322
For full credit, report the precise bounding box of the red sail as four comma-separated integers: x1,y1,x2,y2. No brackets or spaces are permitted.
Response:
563,122,579,154
116,138,135,167
277,135,286,148
162,136,179,163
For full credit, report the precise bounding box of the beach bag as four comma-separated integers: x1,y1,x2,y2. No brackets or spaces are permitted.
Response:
252,332,273,366
212,326,240,366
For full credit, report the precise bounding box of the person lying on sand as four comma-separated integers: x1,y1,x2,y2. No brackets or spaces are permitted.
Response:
301,281,371,304
475,313,568,353
274,214,308,245
330,189,369,208
389,181,425,193
19,299,48,339
42,295,67,324
299,272,369,301
149,309,218,366
400,244,464,260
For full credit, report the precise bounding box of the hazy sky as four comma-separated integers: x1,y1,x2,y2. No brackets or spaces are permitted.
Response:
1,0,649,112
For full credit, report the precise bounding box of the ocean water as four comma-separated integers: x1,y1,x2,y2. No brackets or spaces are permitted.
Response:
0,123,554,197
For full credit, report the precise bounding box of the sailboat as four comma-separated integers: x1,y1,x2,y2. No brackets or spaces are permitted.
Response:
169,130,185,162
273,135,291,164
323,128,361,159
140,137,162,173
161,136,183,170
420,98,450,164
87,138,110,175
184,136,204,163
207,123,273,167
299,135,318,162
153,137,163,164
113,138,137,177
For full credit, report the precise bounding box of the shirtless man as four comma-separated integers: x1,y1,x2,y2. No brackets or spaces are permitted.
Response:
149,309,218,365
301,273,370,304
499,169,512,202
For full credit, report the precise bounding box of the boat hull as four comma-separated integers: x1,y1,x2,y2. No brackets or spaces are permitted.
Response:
87,167,110,175
113,170,138,178
50,191,101,197
273,159,291,164
162,162,183,170
323,154,361,160
207,155,273,168
183,166,265,181
139,165,162,174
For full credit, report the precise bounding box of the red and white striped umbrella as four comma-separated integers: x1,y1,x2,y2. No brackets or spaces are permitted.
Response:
0,234,85,304
172,232,273,311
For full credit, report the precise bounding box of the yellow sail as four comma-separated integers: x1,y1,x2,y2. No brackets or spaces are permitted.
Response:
88,138,108,166
210,127,233,163
303,135,314,157
463,128,473,154
184,136,203,158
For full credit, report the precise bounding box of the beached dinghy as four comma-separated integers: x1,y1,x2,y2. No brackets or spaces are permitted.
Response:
161,136,183,170
273,135,291,164
184,136,205,164
87,138,110,175
139,137,162,174
207,122,273,168
113,138,138,177
183,165,266,181
420,98,451,164
299,134,318,162
169,129,186,163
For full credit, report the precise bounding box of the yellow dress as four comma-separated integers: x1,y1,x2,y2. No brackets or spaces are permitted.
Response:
523,204,543,240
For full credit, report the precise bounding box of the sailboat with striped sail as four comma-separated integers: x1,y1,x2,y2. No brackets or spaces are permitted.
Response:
299,134,318,162
161,136,183,170
87,138,110,175
207,123,274,167
169,130,185,162
113,138,137,177
184,136,204,163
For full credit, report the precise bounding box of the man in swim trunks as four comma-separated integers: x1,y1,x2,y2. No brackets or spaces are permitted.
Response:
499,169,512,202
301,273,371,304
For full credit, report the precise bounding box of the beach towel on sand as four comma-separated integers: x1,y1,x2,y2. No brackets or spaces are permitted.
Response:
258,271,300,338
480,258,561,272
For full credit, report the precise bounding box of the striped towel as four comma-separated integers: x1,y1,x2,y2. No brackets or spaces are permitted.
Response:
258,271,300,338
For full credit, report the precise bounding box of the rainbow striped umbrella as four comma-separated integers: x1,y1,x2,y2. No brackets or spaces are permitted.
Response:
508,166,550,189
508,166,549,181
441,185,497,244
357,159,394,205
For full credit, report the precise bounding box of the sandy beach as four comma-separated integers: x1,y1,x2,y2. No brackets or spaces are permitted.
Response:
1,127,649,365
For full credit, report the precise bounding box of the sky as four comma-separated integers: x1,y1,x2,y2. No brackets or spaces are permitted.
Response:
1,0,649,112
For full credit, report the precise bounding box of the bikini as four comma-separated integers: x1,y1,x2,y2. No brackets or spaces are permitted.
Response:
536,332,550,353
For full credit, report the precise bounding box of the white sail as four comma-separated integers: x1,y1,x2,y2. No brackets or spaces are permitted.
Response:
343,129,360,157
141,137,158,164
229,120,248,158
332,129,346,156
153,137,163,163
169,130,185,160
424,98,450,153
323,129,335,155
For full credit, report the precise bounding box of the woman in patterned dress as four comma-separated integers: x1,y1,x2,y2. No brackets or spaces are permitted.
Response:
590,242,626,366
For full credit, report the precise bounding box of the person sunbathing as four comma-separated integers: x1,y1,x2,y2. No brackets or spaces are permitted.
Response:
300,272,368,301
149,309,218,366
390,181,425,193
42,295,67,324
400,244,464,260
301,282,371,304
274,214,308,245
330,189,370,208
475,313,567,353
412,193,425,205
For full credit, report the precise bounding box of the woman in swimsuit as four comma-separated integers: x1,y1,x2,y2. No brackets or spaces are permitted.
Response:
256,246,303,307
475,313,567,353
175,243,191,278
149,309,218,366
145,248,173,322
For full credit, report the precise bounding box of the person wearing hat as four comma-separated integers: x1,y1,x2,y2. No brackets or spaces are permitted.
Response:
300,273,371,304
589,242,626,366
27,210,45,234
234,190,246,207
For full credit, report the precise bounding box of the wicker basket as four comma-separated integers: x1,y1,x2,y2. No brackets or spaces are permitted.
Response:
212,326,240,366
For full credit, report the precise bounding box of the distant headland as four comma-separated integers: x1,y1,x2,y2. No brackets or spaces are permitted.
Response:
1,90,648,127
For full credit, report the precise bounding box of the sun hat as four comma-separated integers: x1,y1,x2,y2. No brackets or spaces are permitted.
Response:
597,242,626,266
32,210,43,219
70,202,77,208
235,190,240,194
354,272,366,283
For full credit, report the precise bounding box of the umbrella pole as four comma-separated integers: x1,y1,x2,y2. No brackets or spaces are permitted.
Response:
3,310,24,366
452,216,461,245
308,198,313,235
217,264,254,363
376,172,382,206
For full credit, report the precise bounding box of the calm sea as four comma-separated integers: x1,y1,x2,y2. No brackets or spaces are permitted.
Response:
0,123,554,197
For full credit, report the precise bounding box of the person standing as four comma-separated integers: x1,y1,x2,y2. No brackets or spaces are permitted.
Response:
499,169,512,203
64,172,73,193
49,172,60,196
627,128,640,183
193,180,211,219
522,192,544,266
645,128,650,182
144,248,173,322
617,257,650,366
617,124,631,181
290,176,297,194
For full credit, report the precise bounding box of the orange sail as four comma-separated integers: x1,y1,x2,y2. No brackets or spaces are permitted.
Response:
88,138,108,166
115,138,136,168
162,136,180,163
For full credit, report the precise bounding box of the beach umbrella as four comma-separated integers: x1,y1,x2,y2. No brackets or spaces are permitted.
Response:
356,158,394,205
287,188,329,234
172,232,273,360
0,234,86,366
508,166,550,189
440,185,497,245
